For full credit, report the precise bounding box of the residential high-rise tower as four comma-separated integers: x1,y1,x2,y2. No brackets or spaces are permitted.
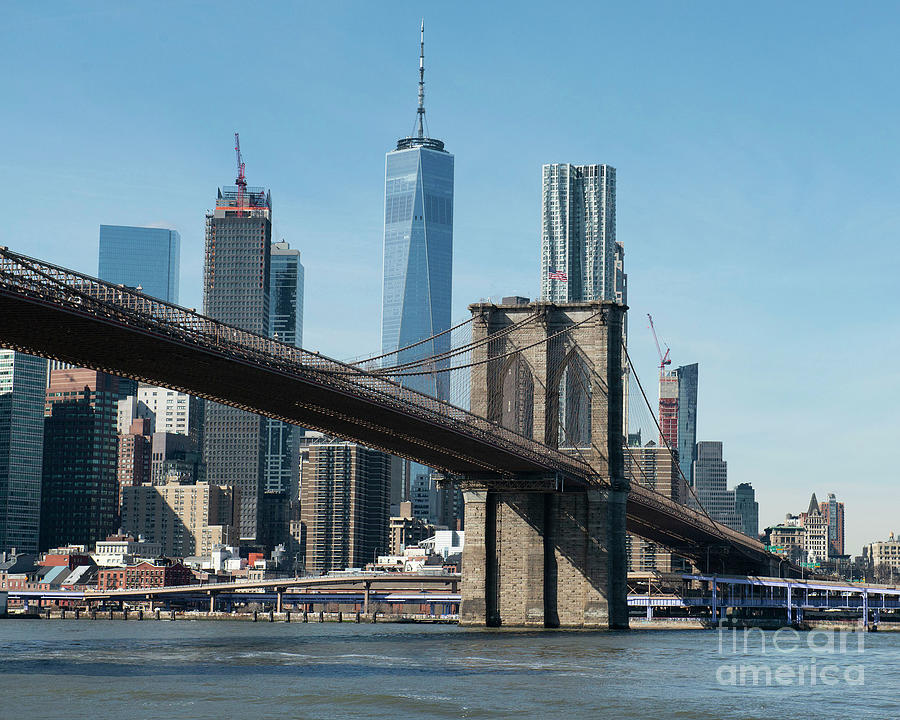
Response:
300,440,391,574
540,163,616,303
820,492,845,556
203,175,272,540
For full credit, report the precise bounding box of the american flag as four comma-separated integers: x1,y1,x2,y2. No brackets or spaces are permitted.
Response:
548,268,568,281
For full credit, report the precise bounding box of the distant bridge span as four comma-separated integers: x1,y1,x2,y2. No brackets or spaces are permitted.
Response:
0,247,781,592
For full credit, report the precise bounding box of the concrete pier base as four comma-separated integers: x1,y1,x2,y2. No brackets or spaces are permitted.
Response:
460,488,628,629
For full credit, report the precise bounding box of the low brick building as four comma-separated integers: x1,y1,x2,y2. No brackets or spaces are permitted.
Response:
97,561,194,591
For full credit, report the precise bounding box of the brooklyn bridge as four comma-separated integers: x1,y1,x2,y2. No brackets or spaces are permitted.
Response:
0,246,788,628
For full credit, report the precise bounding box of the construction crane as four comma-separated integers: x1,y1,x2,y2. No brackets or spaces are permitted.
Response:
647,314,671,372
234,132,247,214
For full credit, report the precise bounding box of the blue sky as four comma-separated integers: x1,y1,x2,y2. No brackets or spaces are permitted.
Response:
3,2,899,554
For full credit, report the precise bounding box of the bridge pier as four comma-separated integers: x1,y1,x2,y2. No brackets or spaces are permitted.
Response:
460,488,628,628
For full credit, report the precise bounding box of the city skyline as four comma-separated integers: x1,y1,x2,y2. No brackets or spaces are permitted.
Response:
2,3,898,553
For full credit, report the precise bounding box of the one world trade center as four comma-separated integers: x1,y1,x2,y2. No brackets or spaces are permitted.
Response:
381,21,453,401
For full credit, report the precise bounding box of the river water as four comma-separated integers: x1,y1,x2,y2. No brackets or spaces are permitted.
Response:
1,620,897,719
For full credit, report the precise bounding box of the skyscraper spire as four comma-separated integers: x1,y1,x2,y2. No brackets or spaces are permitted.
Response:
416,19,425,139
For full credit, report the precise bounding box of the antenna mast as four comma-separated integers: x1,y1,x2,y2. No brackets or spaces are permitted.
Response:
234,132,247,215
416,19,425,138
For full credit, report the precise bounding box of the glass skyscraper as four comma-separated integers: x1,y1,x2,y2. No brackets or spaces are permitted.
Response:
0,350,48,554
264,241,304,497
99,225,180,303
41,369,121,550
381,23,453,400
540,163,616,303
203,184,272,540
675,363,698,486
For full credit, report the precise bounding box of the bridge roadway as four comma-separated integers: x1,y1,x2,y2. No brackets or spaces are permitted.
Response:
86,572,459,602
0,247,775,570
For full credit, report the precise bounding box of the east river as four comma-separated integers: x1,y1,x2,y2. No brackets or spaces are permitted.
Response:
2,620,898,719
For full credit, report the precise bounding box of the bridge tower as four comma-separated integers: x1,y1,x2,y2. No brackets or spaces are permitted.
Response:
460,299,629,628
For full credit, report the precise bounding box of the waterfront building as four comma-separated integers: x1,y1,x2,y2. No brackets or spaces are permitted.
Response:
96,560,194,591
98,225,180,303
300,440,391,574
265,241,304,497
120,479,239,558
540,163,616,303
116,418,152,509
202,179,272,540
0,350,48,555
381,22,453,401
40,369,121,551
92,535,162,567
820,492,845,556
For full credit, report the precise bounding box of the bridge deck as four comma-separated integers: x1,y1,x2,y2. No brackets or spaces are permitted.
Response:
0,247,775,569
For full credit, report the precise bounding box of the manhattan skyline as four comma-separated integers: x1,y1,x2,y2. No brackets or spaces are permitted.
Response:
2,2,899,553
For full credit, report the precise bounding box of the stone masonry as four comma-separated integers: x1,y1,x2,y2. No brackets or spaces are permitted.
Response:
460,300,628,628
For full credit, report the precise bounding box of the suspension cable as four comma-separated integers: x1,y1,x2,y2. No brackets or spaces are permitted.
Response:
368,310,541,374
350,315,476,366
370,310,604,377
621,342,726,540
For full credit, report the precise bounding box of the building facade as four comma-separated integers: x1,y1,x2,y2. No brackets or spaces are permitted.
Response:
800,493,829,563
116,418,152,509
97,560,194,591
203,183,272,540
624,440,687,572
674,364,698,485
300,441,391,574
863,533,900,580
120,480,239,558
40,369,122,551
98,225,180,303
118,386,204,447
820,492,845,556
150,432,204,485
0,351,48,554
657,363,698,487
264,241,304,496
733,482,759,538
540,163,616,303
381,26,453,402
692,441,730,521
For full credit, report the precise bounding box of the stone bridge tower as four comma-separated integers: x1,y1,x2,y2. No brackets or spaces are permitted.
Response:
460,299,629,628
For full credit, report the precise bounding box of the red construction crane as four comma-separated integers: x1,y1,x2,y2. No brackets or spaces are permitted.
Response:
647,313,671,372
234,132,247,214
